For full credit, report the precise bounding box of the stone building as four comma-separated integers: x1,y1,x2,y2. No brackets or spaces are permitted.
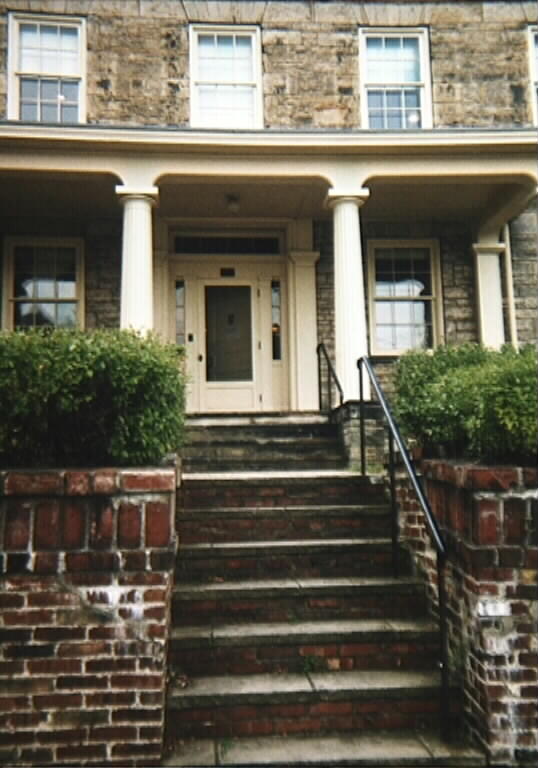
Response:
0,0,536,412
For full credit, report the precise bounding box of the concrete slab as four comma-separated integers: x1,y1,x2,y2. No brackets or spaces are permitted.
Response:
171,672,314,701
309,669,439,694
162,738,216,766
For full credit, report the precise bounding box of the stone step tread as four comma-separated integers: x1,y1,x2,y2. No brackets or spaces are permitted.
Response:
174,576,423,599
181,538,392,554
163,730,485,767
179,504,390,518
171,618,438,646
184,434,341,444
182,470,381,482
186,413,330,427
168,669,441,703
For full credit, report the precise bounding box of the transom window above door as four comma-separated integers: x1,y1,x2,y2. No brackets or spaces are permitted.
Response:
8,13,86,123
359,28,432,129
190,25,263,129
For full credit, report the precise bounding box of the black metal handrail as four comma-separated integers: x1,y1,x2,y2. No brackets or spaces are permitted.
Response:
358,355,450,741
316,343,344,412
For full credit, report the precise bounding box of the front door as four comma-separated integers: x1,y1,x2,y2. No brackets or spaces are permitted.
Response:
201,283,258,411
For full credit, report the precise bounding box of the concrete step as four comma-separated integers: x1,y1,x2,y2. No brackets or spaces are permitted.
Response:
163,730,485,767
172,576,427,626
169,618,440,676
175,538,402,581
179,473,386,509
166,669,446,739
178,504,392,544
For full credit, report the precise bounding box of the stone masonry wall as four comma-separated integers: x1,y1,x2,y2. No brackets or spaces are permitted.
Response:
0,1,536,129
0,468,177,767
510,200,538,346
397,461,538,767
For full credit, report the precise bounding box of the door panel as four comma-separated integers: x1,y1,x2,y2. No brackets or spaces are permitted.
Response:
205,286,253,382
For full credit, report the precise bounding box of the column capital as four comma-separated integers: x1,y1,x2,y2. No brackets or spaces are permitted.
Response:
326,187,370,209
289,250,320,267
115,185,159,205
472,242,505,256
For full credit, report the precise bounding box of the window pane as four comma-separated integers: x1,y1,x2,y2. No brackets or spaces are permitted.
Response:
34,302,56,326
376,325,394,350
41,103,58,122
20,102,39,121
14,303,35,327
61,81,78,101
41,79,58,101
395,325,413,349
14,247,34,298
175,280,185,345
40,25,60,72
61,104,78,123
57,303,77,327
20,78,38,99
271,280,281,361
20,24,38,70
375,302,392,324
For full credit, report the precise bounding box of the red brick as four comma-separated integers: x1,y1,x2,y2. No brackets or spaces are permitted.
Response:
28,591,79,608
112,708,160,722
0,661,24,675
504,499,526,544
5,471,64,496
57,745,107,760
121,551,146,570
62,503,86,550
3,609,54,626
34,553,60,573
92,470,119,494
89,726,137,741
90,503,115,549
35,627,86,642
473,499,500,545
111,743,162,757
34,502,61,549
86,659,136,673
4,505,31,550
85,692,135,707
118,503,141,549
66,552,118,572
110,675,161,690
144,589,166,602
146,502,172,547
0,593,24,609
58,642,110,657
33,694,82,709
65,471,91,495
0,696,30,711
121,470,175,492
28,659,82,675
39,728,86,744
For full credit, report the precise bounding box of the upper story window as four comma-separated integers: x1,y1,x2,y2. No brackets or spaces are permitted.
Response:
359,28,432,130
529,26,538,125
367,240,443,355
8,14,86,123
190,25,263,129
3,238,84,330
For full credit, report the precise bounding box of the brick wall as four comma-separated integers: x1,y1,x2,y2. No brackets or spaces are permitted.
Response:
398,460,538,766
0,468,177,767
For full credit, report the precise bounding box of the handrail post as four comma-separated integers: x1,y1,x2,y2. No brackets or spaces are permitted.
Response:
358,359,366,475
317,346,323,411
388,429,399,579
438,552,450,740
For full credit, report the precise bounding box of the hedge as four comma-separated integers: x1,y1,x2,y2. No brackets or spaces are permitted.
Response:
393,344,537,465
0,329,185,468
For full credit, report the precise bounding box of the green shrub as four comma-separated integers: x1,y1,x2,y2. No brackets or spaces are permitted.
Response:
393,344,537,464
0,329,185,468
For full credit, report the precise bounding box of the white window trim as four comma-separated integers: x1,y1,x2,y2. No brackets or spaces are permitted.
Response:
189,24,263,129
528,25,538,126
358,27,433,130
7,12,87,123
367,239,444,356
2,237,85,330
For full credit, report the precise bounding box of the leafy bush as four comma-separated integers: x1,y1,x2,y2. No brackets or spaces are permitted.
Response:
0,329,185,468
394,344,537,464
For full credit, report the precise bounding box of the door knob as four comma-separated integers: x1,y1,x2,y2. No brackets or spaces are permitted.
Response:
198,354,203,362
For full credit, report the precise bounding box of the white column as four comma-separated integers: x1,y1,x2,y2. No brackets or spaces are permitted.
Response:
116,186,159,334
328,189,370,401
473,241,505,349
289,250,320,410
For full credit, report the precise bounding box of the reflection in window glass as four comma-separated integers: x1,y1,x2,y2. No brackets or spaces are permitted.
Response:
12,244,78,328
175,281,185,346
271,280,281,361
373,247,433,352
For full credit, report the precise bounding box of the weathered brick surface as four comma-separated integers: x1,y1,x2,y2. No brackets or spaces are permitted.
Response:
0,468,176,767
398,460,538,767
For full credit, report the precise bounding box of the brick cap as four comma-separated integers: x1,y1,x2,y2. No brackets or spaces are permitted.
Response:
421,460,537,492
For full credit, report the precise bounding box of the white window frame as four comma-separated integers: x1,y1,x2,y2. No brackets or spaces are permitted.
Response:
7,12,86,123
2,237,85,330
359,27,433,130
189,24,263,129
367,239,444,356
528,26,538,126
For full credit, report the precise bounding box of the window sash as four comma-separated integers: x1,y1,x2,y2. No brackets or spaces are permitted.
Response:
8,14,85,123
368,242,441,354
360,29,431,130
5,240,83,330
190,26,262,128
